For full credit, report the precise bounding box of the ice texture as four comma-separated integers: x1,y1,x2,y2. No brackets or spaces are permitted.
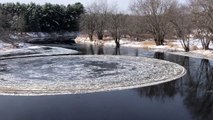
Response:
0,55,186,96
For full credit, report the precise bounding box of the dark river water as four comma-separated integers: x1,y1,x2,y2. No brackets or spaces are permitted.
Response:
0,44,213,120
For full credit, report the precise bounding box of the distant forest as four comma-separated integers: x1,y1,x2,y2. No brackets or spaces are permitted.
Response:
0,2,84,32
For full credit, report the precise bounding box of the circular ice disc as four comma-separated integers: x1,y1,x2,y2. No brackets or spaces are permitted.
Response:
0,55,186,96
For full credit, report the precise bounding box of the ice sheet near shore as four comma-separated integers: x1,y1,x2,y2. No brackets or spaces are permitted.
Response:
0,55,186,96
0,43,79,59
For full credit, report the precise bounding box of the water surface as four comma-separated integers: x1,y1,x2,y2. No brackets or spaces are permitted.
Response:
0,44,212,120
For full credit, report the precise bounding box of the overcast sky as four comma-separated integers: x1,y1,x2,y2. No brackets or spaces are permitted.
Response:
0,0,186,11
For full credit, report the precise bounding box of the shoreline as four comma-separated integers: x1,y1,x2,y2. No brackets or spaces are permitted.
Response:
75,37,213,61
0,38,213,61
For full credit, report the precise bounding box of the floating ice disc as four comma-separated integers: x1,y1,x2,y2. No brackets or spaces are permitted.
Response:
0,55,186,96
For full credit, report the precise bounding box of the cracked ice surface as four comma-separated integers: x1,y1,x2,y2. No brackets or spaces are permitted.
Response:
0,55,186,96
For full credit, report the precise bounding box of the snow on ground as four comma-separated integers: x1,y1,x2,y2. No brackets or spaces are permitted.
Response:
26,32,78,38
26,32,50,38
75,36,213,59
171,50,213,61
1,35,213,60
190,39,213,49
75,36,185,51
0,41,79,59
0,40,16,51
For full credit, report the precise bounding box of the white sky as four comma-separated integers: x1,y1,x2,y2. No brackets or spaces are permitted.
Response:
0,0,186,11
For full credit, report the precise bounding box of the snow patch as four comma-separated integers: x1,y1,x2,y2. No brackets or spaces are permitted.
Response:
75,36,213,59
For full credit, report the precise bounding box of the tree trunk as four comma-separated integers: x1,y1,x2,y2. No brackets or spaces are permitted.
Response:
180,39,190,52
114,46,121,55
154,38,162,46
203,44,209,50
154,38,160,46
136,36,139,41
201,38,211,50
184,47,190,52
115,39,120,48
97,32,104,40
89,34,93,41
154,35,164,46
160,37,164,45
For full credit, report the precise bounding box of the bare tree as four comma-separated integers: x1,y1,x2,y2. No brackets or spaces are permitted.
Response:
12,14,25,35
191,0,213,50
170,4,194,52
80,0,112,41
130,0,176,45
95,0,109,40
196,28,212,50
0,10,12,44
80,4,97,41
108,10,127,48
126,15,146,41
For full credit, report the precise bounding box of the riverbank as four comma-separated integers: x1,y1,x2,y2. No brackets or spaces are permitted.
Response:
0,42,79,59
1,36,213,60
75,36,213,60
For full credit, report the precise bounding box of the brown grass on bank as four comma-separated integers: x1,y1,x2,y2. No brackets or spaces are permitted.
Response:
167,41,179,48
191,45,199,51
142,46,150,50
143,40,156,46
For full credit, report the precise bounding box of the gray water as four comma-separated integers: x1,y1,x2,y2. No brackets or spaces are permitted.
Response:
0,44,212,120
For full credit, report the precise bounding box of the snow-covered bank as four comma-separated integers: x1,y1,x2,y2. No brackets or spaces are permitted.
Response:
75,36,185,51
5,32,77,44
9,32,78,40
75,36,213,60
169,51,213,61
0,44,79,59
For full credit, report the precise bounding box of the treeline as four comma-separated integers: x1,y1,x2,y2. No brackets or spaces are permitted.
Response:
81,0,213,51
80,1,129,47
0,2,84,32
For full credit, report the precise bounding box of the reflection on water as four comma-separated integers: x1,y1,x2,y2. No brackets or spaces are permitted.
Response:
154,52,165,60
183,59,213,120
73,44,213,120
0,43,213,120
